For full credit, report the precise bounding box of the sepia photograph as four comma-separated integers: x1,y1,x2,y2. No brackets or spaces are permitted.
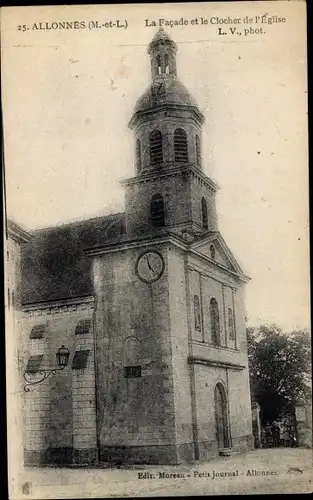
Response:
2,1,311,498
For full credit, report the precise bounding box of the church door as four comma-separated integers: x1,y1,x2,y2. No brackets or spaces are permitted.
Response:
214,383,229,449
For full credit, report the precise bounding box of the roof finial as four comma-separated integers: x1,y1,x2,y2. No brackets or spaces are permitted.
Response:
148,28,177,53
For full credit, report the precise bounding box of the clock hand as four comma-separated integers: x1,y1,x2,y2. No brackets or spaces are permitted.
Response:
146,255,155,273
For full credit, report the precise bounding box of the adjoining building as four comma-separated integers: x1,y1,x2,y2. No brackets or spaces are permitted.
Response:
5,218,32,369
295,398,312,448
20,29,253,466
5,219,32,476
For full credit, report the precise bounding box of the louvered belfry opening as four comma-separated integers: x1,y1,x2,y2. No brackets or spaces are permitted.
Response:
156,55,162,75
164,53,170,74
150,193,165,227
174,128,188,163
202,197,208,230
136,138,142,172
149,130,163,166
196,134,201,167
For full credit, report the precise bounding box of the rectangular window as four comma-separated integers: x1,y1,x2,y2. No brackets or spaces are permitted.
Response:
72,350,90,369
26,355,43,373
75,319,91,335
124,366,142,378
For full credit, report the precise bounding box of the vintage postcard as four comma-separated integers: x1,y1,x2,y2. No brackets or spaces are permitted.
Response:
2,1,311,498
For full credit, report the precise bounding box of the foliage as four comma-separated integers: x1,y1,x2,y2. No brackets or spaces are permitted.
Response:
247,324,311,425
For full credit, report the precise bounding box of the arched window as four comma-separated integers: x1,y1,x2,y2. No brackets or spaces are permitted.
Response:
149,130,163,166
194,295,201,332
156,55,162,75
164,53,169,74
196,135,201,167
202,197,208,230
210,298,221,346
150,193,165,227
136,138,142,172
210,244,215,260
174,128,188,163
228,308,235,341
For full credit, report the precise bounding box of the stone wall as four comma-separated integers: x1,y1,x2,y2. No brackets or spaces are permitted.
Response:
194,364,227,459
6,232,26,479
190,173,218,231
22,296,96,465
124,171,192,236
20,235,253,466
93,244,181,464
167,246,194,463
187,252,253,457
188,267,239,349
296,403,312,448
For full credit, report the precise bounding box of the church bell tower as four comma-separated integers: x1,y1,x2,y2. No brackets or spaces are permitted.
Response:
123,28,219,240
92,29,253,466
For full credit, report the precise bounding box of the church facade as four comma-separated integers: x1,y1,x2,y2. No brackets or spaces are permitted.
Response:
21,29,253,466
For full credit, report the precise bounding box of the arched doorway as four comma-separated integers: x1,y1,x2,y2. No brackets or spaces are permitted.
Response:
214,383,229,449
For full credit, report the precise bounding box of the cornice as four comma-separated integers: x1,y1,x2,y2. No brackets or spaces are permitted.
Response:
84,232,248,284
84,231,188,257
188,356,246,371
120,164,219,193
129,103,205,129
189,248,250,283
22,295,94,311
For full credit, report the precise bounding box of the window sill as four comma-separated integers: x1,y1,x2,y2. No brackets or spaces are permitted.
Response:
191,339,239,352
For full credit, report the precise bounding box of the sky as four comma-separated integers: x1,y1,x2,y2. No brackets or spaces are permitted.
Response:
2,2,309,331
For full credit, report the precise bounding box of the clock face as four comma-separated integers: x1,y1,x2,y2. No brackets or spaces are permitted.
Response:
136,251,165,284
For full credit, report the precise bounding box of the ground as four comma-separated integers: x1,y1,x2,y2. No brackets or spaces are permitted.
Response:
11,448,312,499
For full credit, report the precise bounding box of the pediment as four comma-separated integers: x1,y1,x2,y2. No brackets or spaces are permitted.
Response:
190,232,248,278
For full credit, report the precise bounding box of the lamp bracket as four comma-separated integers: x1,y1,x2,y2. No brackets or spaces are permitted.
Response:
23,366,65,392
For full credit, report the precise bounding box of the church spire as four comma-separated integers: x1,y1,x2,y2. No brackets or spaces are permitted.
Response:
147,28,178,80
123,30,218,238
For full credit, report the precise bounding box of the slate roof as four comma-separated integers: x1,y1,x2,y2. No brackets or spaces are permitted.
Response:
133,77,199,114
7,218,32,244
148,28,177,51
21,213,125,304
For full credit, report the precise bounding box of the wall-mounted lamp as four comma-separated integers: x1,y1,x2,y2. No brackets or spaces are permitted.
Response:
23,345,70,392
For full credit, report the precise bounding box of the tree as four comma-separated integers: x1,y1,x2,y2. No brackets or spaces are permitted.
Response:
247,324,311,425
